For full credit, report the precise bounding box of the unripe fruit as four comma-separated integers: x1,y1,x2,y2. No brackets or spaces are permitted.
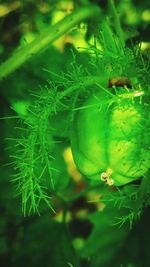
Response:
71,90,150,186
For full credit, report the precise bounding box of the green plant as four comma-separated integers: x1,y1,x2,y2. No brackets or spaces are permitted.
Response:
0,0,150,250
3,0,148,224
0,1,150,267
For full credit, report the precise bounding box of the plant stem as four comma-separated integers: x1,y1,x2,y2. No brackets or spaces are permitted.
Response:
108,0,125,52
0,5,100,81
58,75,145,102
58,75,108,99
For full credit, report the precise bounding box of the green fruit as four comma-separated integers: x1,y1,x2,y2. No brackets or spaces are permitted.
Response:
71,90,150,186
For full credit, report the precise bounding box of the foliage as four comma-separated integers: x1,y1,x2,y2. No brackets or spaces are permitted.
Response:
0,1,150,267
